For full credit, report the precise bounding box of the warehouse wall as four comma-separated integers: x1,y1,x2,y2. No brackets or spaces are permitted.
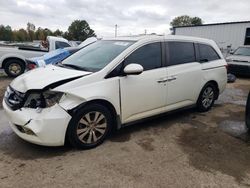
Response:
174,23,250,51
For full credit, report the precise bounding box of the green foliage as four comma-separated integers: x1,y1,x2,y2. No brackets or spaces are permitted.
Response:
0,20,96,42
170,15,203,27
67,20,96,41
0,25,12,41
53,29,64,37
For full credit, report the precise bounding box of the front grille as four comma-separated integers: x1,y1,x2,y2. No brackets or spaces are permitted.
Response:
4,86,25,110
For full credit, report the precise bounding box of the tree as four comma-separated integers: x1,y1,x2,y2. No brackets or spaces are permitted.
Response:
35,27,53,40
191,17,203,25
170,15,203,27
0,25,12,41
67,20,96,41
53,29,64,37
27,22,36,41
12,29,29,41
35,27,45,40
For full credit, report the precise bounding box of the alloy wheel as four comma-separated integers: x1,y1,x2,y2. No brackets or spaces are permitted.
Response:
76,111,107,144
202,87,214,108
9,63,22,75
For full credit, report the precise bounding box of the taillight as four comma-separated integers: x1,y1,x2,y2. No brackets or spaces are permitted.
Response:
224,64,228,72
28,63,37,70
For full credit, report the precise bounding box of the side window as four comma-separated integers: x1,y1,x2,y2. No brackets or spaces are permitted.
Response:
168,42,196,66
55,41,71,49
198,43,220,62
124,42,162,71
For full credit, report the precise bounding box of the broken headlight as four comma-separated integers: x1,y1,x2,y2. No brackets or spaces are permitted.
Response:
24,91,63,108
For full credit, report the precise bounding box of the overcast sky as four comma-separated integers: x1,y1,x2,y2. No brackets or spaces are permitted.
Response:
0,0,250,37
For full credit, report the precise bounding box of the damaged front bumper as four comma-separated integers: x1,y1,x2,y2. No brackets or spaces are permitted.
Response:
2,100,71,146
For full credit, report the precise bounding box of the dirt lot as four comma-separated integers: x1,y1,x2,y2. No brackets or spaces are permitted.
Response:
0,75,250,188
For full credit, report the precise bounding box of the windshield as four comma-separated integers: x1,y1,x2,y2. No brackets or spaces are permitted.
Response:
233,47,250,56
62,40,134,72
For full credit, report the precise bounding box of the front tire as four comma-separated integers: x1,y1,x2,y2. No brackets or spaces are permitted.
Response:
67,104,113,149
245,92,250,132
197,83,217,112
4,59,25,77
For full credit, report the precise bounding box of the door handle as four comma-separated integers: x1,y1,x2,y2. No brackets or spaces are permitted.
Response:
157,79,164,83
157,78,168,83
167,76,177,82
157,76,177,83
167,77,176,82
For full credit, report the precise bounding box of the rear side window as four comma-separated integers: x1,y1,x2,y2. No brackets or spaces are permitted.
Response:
55,41,71,49
124,42,162,71
198,44,220,62
168,42,195,66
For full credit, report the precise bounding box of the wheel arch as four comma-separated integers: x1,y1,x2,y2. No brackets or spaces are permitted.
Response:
198,80,219,101
2,57,26,69
68,99,120,129
205,80,219,99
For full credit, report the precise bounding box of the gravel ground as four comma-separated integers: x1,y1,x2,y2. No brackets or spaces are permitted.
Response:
0,76,250,188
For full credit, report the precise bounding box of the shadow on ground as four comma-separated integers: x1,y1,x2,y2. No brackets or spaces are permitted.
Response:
177,102,250,185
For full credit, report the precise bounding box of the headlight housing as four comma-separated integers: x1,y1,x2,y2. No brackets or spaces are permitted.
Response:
24,91,64,108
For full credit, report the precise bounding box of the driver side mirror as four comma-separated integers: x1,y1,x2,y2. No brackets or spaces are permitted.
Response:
123,64,143,75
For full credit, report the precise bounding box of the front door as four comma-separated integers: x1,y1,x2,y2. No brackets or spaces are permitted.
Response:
119,42,167,123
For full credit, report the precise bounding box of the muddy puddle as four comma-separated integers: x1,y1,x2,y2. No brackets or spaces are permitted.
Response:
219,120,250,142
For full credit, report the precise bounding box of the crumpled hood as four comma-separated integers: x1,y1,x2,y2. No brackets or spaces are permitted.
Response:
10,65,91,93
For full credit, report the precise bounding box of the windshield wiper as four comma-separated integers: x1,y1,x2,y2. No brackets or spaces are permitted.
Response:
57,62,91,72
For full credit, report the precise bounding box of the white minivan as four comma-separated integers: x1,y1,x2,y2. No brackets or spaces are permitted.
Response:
3,35,227,149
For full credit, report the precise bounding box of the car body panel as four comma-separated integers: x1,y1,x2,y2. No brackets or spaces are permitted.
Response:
120,68,167,123
3,100,71,146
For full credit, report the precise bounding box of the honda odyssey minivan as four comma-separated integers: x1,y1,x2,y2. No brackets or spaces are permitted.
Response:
3,35,227,149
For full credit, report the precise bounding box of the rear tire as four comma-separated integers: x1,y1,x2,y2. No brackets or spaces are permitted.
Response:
197,83,217,112
4,59,25,77
66,103,113,149
245,92,250,132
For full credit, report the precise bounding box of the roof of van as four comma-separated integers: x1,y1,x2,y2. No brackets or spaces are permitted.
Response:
104,34,214,44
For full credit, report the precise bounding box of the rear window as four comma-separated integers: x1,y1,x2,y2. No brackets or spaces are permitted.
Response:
198,44,220,62
55,41,71,49
168,42,196,66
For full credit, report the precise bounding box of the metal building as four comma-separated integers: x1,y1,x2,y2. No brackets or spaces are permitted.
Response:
173,21,250,52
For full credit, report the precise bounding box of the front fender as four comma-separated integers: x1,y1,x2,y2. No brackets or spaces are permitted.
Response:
55,78,121,115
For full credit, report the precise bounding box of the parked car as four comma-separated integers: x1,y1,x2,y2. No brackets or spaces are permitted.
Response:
0,36,71,77
226,46,250,76
3,35,227,149
246,91,250,132
26,37,97,70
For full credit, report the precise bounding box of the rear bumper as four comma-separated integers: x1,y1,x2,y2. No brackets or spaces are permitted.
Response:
2,100,71,146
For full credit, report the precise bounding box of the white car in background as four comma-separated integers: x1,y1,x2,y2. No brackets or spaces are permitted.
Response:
3,35,227,149
0,36,71,77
